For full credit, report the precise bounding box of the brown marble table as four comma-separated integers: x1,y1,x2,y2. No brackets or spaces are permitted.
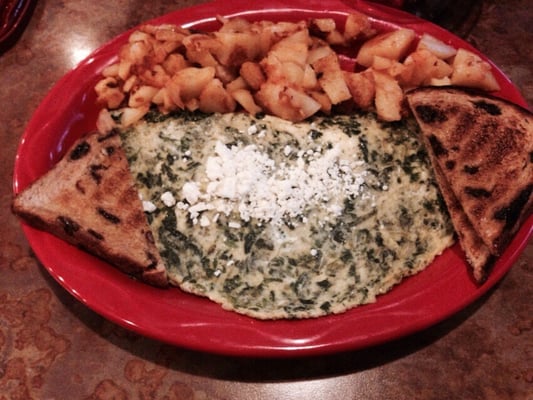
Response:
0,0,531,398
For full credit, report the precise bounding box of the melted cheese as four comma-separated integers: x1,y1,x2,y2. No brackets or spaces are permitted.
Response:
120,110,455,319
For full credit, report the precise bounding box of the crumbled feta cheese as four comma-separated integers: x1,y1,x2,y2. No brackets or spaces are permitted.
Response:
182,182,201,205
180,139,369,226
142,200,157,213
161,191,176,207
200,214,211,227
247,124,258,135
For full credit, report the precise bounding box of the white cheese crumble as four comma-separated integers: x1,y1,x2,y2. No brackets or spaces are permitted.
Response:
181,140,369,225
142,200,157,213
161,191,176,207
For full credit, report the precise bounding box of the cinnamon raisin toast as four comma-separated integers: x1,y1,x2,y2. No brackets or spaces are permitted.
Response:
407,86,532,281
12,130,168,287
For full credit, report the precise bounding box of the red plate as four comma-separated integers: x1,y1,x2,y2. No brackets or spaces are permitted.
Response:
13,0,532,357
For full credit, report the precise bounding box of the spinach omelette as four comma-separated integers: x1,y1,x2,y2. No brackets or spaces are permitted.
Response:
119,109,454,319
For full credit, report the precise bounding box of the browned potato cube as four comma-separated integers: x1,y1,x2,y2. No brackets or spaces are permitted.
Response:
343,11,375,41
356,28,416,67
344,70,375,109
372,70,404,121
199,79,237,113
451,48,500,91
312,53,352,104
240,61,266,90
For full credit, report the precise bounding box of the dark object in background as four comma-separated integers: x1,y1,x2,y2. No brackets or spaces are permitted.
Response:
402,0,483,37
0,0,37,54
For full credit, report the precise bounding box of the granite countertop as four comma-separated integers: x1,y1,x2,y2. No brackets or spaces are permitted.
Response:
0,0,531,398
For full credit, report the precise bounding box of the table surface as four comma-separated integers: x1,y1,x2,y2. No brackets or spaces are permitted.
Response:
1,0,531,399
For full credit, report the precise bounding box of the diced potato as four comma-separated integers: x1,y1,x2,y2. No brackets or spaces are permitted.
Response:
128,85,159,108
326,30,346,46
372,70,404,121
451,48,500,91
152,87,174,111
95,77,125,109
164,80,184,109
309,90,332,113
255,82,310,121
162,53,189,75
217,16,252,33
182,34,220,67
120,40,151,65
240,61,266,90
343,70,375,109
199,79,236,113
102,63,119,78
285,87,322,119
302,64,318,89
141,65,170,88
343,11,375,41
310,18,337,33
356,28,416,67
307,45,335,65
122,75,138,93
170,66,216,101
120,106,150,127
429,76,452,86
225,76,249,93
128,30,152,44
401,49,453,87
371,55,394,71
312,53,352,104
153,25,188,42
416,33,456,59
117,59,133,81
269,33,309,67
231,89,263,115
212,31,263,66
96,109,117,133
280,62,306,86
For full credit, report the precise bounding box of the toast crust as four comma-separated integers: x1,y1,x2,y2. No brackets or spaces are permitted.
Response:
12,131,168,287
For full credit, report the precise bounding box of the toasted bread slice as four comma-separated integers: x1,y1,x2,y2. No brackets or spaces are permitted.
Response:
426,144,495,281
407,87,532,279
12,131,168,287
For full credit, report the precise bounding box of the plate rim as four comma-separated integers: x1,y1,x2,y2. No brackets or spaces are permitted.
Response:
12,0,532,357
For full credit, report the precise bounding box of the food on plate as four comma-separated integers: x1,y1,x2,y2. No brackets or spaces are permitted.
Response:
118,109,454,318
12,11,529,319
94,12,500,130
12,131,168,287
407,86,533,281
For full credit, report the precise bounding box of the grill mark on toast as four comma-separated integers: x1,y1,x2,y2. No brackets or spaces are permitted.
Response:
472,100,502,116
90,164,107,184
464,186,492,198
493,184,533,229
414,105,447,124
75,180,86,194
96,207,121,224
69,141,91,160
88,229,104,240
445,160,455,170
57,216,80,236
428,134,448,157
463,165,479,174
